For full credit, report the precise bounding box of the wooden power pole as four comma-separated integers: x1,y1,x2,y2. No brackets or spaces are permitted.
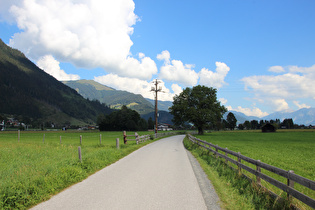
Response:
151,79,162,135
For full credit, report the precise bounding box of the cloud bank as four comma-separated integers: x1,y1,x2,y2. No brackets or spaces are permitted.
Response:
5,0,157,80
242,65,315,111
2,0,232,105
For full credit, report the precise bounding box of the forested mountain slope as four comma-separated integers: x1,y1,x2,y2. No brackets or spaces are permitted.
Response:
63,80,155,115
0,39,111,127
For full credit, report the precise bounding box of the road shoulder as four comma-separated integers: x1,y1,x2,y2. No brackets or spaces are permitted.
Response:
185,148,221,210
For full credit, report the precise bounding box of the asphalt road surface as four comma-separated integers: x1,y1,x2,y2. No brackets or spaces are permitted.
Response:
31,135,220,210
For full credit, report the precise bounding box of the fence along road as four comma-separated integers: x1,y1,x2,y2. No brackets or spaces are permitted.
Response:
31,135,220,210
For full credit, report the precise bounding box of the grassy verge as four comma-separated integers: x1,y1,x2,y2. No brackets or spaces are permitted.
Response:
183,130,315,209
0,130,155,209
195,130,315,209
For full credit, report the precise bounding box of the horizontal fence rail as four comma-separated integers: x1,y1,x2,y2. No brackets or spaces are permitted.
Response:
123,131,150,144
187,134,315,209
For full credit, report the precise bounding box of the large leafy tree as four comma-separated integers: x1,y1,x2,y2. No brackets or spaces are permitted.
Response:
169,85,227,135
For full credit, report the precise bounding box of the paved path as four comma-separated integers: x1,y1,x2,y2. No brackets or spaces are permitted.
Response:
31,135,220,210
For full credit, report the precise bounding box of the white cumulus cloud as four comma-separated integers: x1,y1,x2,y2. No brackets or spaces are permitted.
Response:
5,0,157,80
157,50,199,86
37,55,80,81
272,99,289,111
219,98,228,104
293,101,311,109
268,66,285,73
171,84,182,97
199,62,230,89
227,106,269,118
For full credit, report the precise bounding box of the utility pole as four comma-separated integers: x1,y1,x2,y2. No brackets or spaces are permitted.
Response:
151,79,162,135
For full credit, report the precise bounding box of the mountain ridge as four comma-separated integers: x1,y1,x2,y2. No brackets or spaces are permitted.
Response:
63,80,155,115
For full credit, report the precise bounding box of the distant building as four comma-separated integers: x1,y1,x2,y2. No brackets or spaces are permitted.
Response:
157,123,173,131
262,123,276,132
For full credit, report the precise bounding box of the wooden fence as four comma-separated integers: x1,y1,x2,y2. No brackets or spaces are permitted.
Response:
123,131,150,144
187,134,315,209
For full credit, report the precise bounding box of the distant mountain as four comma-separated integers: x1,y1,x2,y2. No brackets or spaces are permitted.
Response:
262,108,315,125
224,111,260,125
63,80,155,115
0,39,111,126
146,98,173,112
225,108,315,125
141,111,173,125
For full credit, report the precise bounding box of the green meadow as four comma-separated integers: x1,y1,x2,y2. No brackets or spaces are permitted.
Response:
0,130,155,209
193,130,315,209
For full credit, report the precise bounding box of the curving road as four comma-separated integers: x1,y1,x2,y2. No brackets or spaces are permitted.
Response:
31,135,220,210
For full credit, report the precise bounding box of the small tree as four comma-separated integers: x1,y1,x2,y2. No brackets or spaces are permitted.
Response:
238,124,244,130
226,112,237,130
244,120,251,130
169,85,227,135
282,118,294,129
251,120,259,129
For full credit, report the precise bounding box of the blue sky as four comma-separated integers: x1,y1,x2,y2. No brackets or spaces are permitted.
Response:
0,0,314,117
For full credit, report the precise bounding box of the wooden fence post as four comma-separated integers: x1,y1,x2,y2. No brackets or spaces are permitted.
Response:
60,136,62,144
80,135,82,145
123,131,127,144
78,146,82,162
215,145,219,158
225,147,228,164
238,152,242,175
256,160,261,185
18,130,20,142
135,132,139,144
287,170,295,200
116,138,119,149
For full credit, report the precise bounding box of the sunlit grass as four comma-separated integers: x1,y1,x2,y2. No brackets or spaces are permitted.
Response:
193,130,315,209
0,130,155,209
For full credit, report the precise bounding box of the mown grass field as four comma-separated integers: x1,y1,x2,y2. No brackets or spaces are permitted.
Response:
193,130,315,209
0,130,155,209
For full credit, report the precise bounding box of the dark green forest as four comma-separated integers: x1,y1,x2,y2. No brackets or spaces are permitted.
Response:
98,105,148,131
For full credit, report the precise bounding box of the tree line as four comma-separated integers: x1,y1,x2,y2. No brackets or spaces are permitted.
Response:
97,105,154,131
236,118,295,130
220,113,296,130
